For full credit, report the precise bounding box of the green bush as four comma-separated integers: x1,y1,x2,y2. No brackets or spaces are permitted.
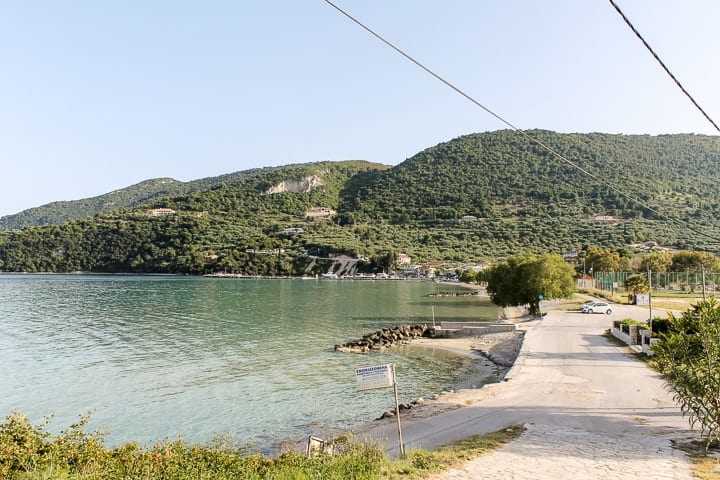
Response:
650,317,671,334
0,410,384,480
652,298,720,447
619,318,649,329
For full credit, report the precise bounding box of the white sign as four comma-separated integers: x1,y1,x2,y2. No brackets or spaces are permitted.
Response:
355,364,395,391
635,294,650,306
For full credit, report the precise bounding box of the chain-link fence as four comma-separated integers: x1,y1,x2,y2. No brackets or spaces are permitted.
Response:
590,271,720,294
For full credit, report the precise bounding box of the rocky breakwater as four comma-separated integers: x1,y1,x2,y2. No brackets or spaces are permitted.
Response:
334,324,436,353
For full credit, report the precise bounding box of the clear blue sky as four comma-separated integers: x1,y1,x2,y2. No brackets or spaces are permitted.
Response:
2,1,719,217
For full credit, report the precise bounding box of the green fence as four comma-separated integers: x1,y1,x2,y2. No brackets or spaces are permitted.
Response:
592,271,720,294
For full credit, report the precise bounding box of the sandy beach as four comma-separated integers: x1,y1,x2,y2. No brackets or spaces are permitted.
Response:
387,330,527,421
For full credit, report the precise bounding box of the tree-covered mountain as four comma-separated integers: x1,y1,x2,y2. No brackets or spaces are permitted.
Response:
343,130,720,224
1,130,720,275
0,169,274,231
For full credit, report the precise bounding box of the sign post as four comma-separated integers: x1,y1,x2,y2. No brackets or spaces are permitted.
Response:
538,294,543,317
355,363,405,457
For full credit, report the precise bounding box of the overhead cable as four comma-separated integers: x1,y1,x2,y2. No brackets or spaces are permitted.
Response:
609,0,720,134
323,0,720,245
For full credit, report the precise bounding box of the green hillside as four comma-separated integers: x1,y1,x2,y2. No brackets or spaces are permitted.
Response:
344,130,720,223
0,178,186,230
0,169,270,231
337,130,720,257
1,131,720,275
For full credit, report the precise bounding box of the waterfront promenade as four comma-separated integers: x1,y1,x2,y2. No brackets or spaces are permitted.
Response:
363,303,697,479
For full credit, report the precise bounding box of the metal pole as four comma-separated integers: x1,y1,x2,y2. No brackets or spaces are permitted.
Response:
647,266,653,332
702,265,707,301
391,364,405,457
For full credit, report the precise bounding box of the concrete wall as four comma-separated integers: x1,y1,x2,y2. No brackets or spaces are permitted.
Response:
435,322,516,338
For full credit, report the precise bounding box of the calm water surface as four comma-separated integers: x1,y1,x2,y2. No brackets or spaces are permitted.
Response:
0,275,500,452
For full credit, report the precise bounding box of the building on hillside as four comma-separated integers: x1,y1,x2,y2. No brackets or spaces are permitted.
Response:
150,208,176,216
422,260,447,278
397,253,412,265
306,207,336,218
280,227,304,235
460,215,477,222
246,248,286,255
562,248,581,263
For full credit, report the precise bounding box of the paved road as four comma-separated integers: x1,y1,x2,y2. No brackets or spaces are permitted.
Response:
363,302,697,479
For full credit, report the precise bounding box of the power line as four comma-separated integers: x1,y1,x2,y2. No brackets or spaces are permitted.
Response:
323,0,720,245
609,0,720,134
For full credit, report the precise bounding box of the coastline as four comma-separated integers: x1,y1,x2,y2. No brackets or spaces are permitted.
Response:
339,295,535,430
361,328,529,425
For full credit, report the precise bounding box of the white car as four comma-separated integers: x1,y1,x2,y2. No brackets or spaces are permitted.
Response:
582,302,613,315
579,301,596,311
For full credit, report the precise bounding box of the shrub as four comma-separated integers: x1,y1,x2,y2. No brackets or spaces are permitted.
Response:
650,317,671,334
0,411,383,480
620,318,649,329
652,298,720,447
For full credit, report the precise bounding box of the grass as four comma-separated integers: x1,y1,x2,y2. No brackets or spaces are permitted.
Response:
575,288,627,304
380,425,525,479
577,287,708,312
0,410,525,480
674,439,720,480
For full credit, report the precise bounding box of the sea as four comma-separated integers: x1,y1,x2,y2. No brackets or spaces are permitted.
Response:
0,274,501,453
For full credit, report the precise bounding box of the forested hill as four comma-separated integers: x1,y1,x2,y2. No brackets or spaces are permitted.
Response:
340,130,720,225
0,168,274,231
1,131,720,275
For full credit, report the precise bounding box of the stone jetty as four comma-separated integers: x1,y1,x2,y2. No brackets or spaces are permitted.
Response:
334,324,436,353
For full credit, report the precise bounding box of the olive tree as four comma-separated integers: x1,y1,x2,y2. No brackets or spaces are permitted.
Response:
485,253,575,316
652,298,720,447
584,246,621,273
623,274,649,295
639,251,672,273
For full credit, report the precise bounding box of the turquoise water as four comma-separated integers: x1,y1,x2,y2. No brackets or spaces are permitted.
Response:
0,275,500,452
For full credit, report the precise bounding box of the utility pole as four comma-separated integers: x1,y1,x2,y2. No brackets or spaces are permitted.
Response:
648,266,653,332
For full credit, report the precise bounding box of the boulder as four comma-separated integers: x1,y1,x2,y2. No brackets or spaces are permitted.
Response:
335,324,436,353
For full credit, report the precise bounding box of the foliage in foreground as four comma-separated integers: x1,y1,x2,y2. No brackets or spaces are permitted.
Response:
0,410,524,480
0,410,382,480
652,298,720,447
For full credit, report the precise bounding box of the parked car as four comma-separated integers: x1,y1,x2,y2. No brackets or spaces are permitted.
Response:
579,301,596,311
582,302,613,315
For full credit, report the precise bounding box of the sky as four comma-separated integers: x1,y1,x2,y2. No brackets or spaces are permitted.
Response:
1,1,719,217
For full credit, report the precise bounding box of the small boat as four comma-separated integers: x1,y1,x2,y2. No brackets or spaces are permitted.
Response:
321,273,339,279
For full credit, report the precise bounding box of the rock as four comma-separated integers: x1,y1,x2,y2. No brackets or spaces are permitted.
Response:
376,410,395,420
334,324,435,353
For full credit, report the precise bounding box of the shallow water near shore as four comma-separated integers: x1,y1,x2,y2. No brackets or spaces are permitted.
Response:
0,274,500,453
